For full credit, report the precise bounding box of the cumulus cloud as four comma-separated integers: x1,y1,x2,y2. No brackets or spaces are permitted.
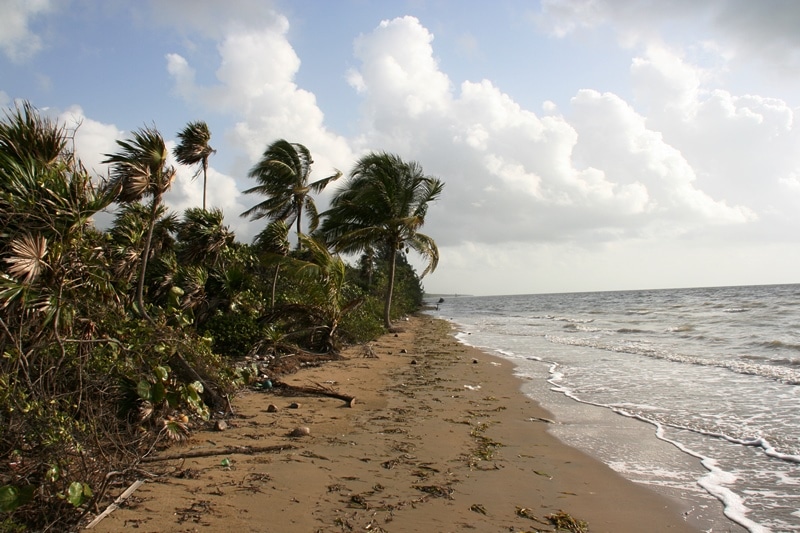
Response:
0,0,55,62
61,106,122,177
345,15,762,254
162,7,353,229
26,2,797,293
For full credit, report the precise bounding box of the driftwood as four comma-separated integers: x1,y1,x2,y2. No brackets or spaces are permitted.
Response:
140,444,296,463
272,381,356,407
84,479,145,529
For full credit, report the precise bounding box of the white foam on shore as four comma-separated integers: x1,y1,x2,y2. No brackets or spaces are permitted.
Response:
444,316,745,532
543,362,771,533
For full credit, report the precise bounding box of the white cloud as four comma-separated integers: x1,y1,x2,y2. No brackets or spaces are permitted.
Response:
0,0,54,62
344,15,760,255
60,106,122,178
163,11,353,226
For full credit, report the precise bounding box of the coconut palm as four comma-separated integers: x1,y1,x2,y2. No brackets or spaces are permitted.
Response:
241,139,341,250
173,121,215,210
321,152,444,329
103,126,176,320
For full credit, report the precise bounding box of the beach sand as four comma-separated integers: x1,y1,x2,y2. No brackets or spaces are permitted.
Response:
86,315,701,532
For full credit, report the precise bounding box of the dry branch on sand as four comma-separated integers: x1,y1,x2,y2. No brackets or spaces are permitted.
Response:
271,380,357,407
140,444,296,463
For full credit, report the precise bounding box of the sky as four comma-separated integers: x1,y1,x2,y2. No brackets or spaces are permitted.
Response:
3,0,800,296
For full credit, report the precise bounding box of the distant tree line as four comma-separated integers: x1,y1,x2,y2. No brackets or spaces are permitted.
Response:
0,102,443,531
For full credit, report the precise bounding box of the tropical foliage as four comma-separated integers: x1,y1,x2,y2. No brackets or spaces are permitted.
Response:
241,139,341,249
321,152,444,328
0,104,442,531
174,121,214,210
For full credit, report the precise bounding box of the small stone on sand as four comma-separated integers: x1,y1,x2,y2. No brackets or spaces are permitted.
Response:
290,426,311,437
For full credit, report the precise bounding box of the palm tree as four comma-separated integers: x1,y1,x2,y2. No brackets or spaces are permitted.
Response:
175,207,233,268
321,152,444,329
241,139,341,250
103,126,176,320
173,121,215,211
253,220,290,308
261,234,362,352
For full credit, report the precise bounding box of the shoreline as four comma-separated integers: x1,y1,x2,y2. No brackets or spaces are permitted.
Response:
88,315,701,532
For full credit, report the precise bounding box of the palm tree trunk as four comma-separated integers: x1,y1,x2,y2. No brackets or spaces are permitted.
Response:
271,264,280,308
295,204,303,251
384,244,397,329
137,196,160,322
202,159,208,211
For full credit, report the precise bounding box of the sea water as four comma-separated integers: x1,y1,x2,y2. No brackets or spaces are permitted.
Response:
430,284,800,533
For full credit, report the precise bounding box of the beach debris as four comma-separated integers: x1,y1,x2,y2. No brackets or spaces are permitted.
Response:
273,381,357,407
266,403,278,412
545,511,588,533
528,416,555,424
416,484,454,499
515,506,551,526
254,378,272,389
361,344,378,358
290,426,311,437
162,417,190,441
463,384,481,391
85,480,145,529
174,468,201,479
140,444,296,463
220,458,231,468
348,493,368,508
469,503,487,515
175,500,214,525
214,420,228,431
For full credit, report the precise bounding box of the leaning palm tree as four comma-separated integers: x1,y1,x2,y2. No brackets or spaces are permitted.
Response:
321,152,444,329
241,139,340,250
103,126,176,320
173,121,215,210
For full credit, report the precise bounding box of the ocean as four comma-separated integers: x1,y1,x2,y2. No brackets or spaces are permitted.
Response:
429,284,800,533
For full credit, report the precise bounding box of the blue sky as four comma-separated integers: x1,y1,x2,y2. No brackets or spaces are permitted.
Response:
3,0,800,295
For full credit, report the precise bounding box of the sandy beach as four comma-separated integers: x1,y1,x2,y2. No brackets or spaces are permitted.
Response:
86,314,701,532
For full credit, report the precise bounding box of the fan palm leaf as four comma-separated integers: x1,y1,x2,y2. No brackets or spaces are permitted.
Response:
6,234,48,283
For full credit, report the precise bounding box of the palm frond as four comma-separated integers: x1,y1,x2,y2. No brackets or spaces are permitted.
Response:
6,234,48,283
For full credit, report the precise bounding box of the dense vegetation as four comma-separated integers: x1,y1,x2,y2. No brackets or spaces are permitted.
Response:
0,103,442,531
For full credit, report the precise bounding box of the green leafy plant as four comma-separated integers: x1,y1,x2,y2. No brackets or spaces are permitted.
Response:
65,482,92,508
0,485,34,513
